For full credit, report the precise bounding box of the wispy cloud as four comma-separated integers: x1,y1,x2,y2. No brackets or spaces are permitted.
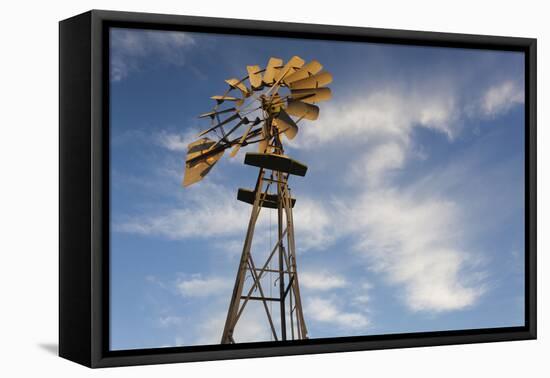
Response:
480,81,524,118
115,181,251,239
293,85,458,150
345,188,486,312
115,178,335,253
352,142,406,187
110,28,196,81
195,306,273,345
352,283,373,306
158,315,185,328
292,197,336,251
300,271,347,291
306,296,370,330
155,130,197,152
176,274,230,297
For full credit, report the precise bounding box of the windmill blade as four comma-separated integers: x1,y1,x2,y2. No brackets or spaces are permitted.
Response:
273,56,305,83
283,60,323,84
273,109,298,140
183,138,224,187
289,71,333,90
186,138,216,161
229,123,255,157
199,107,236,119
218,116,250,142
290,88,332,104
183,151,224,187
197,113,241,137
225,78,250,97
211,95,244,106
262,57,283,85
285,100,319,120
247,65,263,89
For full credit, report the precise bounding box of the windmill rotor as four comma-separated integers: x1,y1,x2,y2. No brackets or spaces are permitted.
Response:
183,55,332,187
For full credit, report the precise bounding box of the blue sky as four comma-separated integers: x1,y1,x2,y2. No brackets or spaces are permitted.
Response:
109,27,525,350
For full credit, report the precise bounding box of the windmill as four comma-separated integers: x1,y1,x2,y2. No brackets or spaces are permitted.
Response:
182,56,332,343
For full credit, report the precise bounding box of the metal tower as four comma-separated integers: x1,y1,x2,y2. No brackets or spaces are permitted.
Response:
221,136,309,343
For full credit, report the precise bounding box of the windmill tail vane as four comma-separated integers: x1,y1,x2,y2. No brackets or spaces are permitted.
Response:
182,55,332,343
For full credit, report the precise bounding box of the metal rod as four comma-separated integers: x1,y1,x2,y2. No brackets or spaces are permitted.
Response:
220,169,265,343
234,227,288,324
241,296,281,302
276,145,287,341
247,257,279,340
254,268,290,274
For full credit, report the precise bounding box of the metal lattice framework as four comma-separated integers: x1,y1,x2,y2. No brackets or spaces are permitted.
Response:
182,55,332,343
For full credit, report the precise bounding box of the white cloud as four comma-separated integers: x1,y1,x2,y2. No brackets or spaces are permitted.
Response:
352,282,373,306
155,129,198,152
306,296,369,330
295,87,457,149
353,142,406,186
110,28,196,81
345,188,485,312
212,238,244,260
292,197,336,251
194,313,225,345
195,305,272,345
480,81,524,118
176,274,230,297
158,315,185,328
300,271,347,291
115,182,251,239
115,178,335,253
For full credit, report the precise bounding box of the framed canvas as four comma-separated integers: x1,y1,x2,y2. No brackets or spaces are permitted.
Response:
59,9,537,368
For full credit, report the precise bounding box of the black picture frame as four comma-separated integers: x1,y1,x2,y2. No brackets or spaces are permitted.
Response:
59,9,537,368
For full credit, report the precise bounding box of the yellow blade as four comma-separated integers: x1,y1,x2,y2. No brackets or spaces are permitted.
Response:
183,138,224,187
283,60,323,84
185,138,216,161
197,113,241,137
285,100,319,120
289,71,333,90
247,65,263,89
290,88,332,104
273,110,298,140
198,107,236,119
211,95,244,106
273,56,305,83
225,78,249,97
230,123,254,157
263,57,283,85
183,151,223,187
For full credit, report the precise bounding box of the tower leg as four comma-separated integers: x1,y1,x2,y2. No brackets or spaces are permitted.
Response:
282,183,308,339
277,170,287,341
221,169,264,344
